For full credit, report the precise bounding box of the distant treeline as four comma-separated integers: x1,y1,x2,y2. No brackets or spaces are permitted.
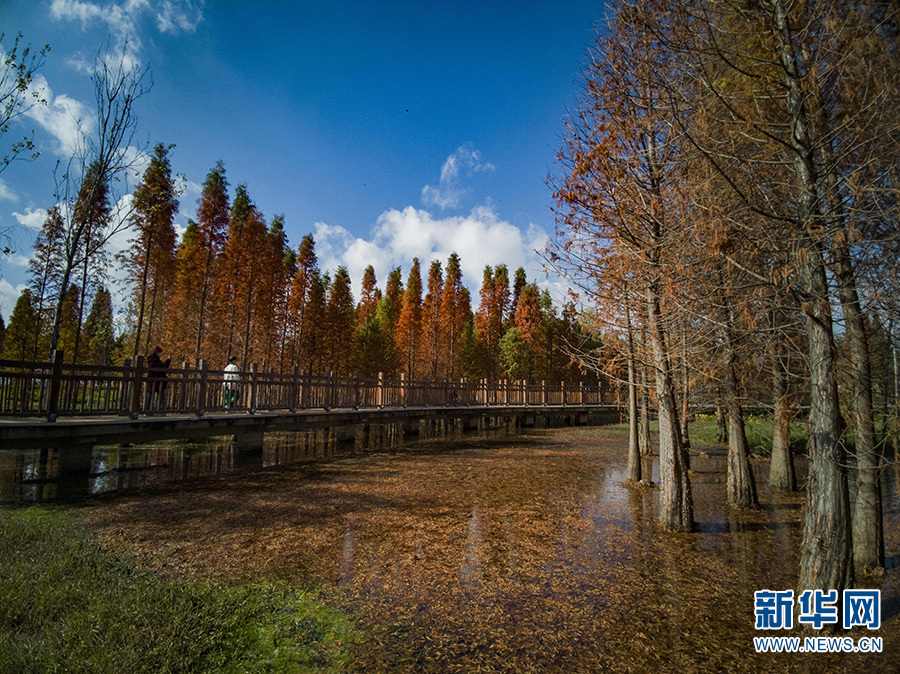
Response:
1,146,592,381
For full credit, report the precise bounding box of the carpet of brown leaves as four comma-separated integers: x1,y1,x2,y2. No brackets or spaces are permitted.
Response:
81,427,899,673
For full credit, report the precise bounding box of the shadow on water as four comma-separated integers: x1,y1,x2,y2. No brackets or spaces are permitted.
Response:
43,427,900,671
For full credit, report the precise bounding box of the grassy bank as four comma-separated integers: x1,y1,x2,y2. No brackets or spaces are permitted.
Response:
688,413,808,455
0,507,359,673
603,414,810,455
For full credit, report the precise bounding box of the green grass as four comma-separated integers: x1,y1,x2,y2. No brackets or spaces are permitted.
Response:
0,507,359,673
688,413,808,455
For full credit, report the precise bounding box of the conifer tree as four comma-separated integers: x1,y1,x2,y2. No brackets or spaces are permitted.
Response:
27,206,64,360
71,158,111,363
56,284,80,359
82,286,114,365
357,265,379,327
396,259,423,378
193,161,229,363
301,270,328,374
288,233,318,367
439,253,469,379
325,267,356,375
125,143,178,358
166,220,206,360
258,214,290,368
513,282,545,379
420,260,443,379
475,266,505,379
2,289,39,360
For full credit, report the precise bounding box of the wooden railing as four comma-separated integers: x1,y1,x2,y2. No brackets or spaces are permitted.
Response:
0,351,613,421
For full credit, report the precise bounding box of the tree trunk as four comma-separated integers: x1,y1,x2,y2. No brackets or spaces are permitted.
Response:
639,325,652,456
194,248,214,366
73,252,90,364
131,235,152,360
647,288,693,531
769,0,852,593
769,352,797,491
716,397,727,444
242,266,254,368
626,304,641,483
680,327,691,449
818,111,883,574
48,251,76,360
724,314,758,508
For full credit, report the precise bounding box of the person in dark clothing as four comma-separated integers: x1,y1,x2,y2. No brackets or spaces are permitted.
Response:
145,346,171,412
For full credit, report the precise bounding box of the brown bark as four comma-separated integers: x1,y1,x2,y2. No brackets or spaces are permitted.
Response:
715,397,727,444
626,304,641,483
639,325,652,456
724,315,758,508
647,287,693,531
768,353,797,491
768,0,852,592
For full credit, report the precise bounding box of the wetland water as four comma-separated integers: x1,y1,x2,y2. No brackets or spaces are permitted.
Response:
15,426,900,671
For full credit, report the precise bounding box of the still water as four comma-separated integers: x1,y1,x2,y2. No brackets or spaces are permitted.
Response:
0,427,396,504
63,426,899,672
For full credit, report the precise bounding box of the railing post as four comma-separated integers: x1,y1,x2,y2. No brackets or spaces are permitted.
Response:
197,359,208,417
580,381,585,405
120,357,131,413
561,380,566,406
324,369,333,411
300,369,309,409
353,370,361,410
249,363,258,414
46,349,63,422
377,371,384,408
541,380,547,406
130,355,145,419
180,361,189,412
399,372,407,408
291,365,299,412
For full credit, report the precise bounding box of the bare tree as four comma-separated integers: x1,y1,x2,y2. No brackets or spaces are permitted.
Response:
47,50,150,358
0,32,49,174
0,32,49,258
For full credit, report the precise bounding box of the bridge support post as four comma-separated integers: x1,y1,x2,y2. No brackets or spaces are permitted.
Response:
234,430,264,453
57,443,94,475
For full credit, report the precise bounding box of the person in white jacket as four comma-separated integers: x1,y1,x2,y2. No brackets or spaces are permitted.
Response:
223,356,240,408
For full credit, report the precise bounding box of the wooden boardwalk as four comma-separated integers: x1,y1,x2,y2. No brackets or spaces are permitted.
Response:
0,352,612,420
1,353,618,474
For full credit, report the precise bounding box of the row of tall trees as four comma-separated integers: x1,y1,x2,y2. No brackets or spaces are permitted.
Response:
552,0,898,596
4,148,585,384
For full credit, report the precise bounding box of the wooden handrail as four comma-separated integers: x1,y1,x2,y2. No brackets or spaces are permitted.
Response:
0,355,609,419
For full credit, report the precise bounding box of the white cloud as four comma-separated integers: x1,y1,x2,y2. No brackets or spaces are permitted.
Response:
154,0,205,34
0,180,16,203
50,0,205,70
312,203,549,301
23,74,91,156
6,254,32,268
13,207,49,230
0,279,28,320
50,0,143,71
421,145,495,211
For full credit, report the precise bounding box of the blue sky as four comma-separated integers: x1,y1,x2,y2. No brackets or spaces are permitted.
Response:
0,0,605,319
